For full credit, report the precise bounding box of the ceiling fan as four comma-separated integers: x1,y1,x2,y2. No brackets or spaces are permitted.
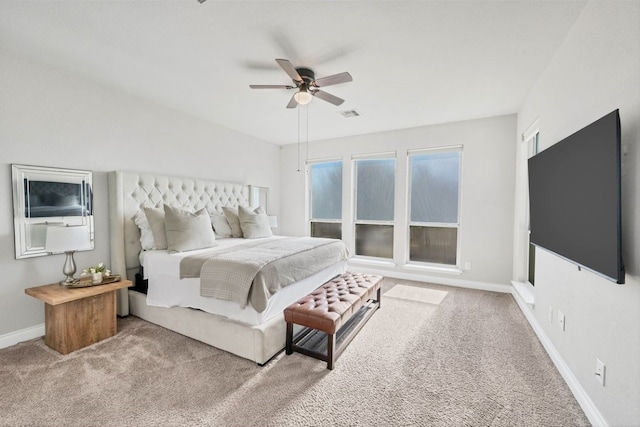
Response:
250,59,353,108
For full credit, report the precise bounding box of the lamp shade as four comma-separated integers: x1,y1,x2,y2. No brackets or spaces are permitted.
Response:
293,89,312,105
45,225,91,253
268,216,278,228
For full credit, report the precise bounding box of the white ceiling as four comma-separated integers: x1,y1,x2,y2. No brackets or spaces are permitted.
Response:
0,1,587,145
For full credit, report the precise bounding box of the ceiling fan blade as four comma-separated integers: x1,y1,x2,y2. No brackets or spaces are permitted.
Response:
249,84,296,89
312,90,345,106
276,59,303,83
286,94,298,109
313,72,353,87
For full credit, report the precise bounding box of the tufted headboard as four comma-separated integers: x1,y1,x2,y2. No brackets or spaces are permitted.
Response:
108,171,249,315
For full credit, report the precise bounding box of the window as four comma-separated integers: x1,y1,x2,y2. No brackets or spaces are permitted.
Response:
526,131,540,285
309,161,342,239
354,156,395,259
408,148,461,266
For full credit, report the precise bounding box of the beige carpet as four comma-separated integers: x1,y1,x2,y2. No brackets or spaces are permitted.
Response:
0,279,590,426
384,283,449,305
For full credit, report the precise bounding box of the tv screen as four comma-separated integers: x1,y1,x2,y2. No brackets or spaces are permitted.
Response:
528,109,625,284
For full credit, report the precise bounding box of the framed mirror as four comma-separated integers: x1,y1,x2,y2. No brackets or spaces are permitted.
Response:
12,164,94,259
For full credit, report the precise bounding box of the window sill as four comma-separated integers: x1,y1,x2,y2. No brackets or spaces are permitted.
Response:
511,281,535,307
404,263,463,275
348,257,396,268
348,258,463,276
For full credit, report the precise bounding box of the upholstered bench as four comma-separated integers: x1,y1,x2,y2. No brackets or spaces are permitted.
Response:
284,272,382,369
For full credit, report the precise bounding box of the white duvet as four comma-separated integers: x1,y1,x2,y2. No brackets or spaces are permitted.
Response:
139,237,347,326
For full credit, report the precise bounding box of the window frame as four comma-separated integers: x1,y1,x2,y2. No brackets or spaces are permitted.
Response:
307,158,343,239
352,152,397,260
524,127,540,286
406,146,463,268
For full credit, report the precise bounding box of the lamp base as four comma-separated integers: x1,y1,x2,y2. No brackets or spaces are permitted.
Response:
59,251,77,286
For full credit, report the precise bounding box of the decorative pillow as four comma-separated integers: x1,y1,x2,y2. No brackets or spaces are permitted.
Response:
143,206,168,250
238,206,273,239
211,213,233,238
164,205,216,253
133,210,155,250
222,206,243,238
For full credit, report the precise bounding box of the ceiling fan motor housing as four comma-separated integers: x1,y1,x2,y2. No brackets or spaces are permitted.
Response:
295,67,315,85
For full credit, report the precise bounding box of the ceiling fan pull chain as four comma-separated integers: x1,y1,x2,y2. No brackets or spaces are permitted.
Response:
306,105,309,163
297,106,301,172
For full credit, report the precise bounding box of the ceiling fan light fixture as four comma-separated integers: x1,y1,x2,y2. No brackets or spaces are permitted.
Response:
250,59,351,108
293,88,313,105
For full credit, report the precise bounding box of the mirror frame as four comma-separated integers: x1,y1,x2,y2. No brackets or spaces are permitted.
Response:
12,164,94,259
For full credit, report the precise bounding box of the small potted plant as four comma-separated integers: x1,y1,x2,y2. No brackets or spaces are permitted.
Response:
83,263,111,284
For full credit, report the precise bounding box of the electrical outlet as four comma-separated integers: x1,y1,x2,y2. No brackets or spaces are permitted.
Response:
558,311,565,331
464,261,472,271
548,307,553,323
595,358,605,386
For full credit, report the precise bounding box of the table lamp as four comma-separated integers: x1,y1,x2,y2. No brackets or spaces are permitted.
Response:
45,225,91,285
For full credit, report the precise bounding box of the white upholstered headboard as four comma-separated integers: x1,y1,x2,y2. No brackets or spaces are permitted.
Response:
108,171,249,315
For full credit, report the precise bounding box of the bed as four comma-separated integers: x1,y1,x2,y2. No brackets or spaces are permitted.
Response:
108,171,347,364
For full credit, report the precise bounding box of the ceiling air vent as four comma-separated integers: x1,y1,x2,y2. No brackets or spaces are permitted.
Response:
339,109,361,118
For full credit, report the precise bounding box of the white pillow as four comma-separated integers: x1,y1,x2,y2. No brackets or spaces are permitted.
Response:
133,210,155,250
238,206,273,239
164,205,216,253
222,206,243,238
143,206,168,250
211,213,233,238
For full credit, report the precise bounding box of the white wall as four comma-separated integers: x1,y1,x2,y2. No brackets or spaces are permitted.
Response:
279,114,517,289
0,49,280,337
513,2,640,425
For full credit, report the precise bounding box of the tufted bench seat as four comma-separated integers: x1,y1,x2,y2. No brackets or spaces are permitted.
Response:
284,272,382,369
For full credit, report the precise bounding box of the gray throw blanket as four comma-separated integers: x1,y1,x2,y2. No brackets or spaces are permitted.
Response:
180,237,348,312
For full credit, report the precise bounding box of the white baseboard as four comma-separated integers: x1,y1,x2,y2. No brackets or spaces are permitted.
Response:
0,324,44,350
511,288,608,427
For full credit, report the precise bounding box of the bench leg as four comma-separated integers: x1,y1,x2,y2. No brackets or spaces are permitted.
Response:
286,322,293,355
327,332,336,370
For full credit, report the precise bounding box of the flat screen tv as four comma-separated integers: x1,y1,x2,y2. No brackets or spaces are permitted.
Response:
528,109,625,284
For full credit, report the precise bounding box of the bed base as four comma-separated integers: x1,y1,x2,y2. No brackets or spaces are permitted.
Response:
128,290,286,365
108,171,342,365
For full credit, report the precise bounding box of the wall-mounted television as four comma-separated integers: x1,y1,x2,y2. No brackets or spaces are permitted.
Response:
528,109,625,284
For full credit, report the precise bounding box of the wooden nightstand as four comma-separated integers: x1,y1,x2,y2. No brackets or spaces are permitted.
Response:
25,279,132,354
